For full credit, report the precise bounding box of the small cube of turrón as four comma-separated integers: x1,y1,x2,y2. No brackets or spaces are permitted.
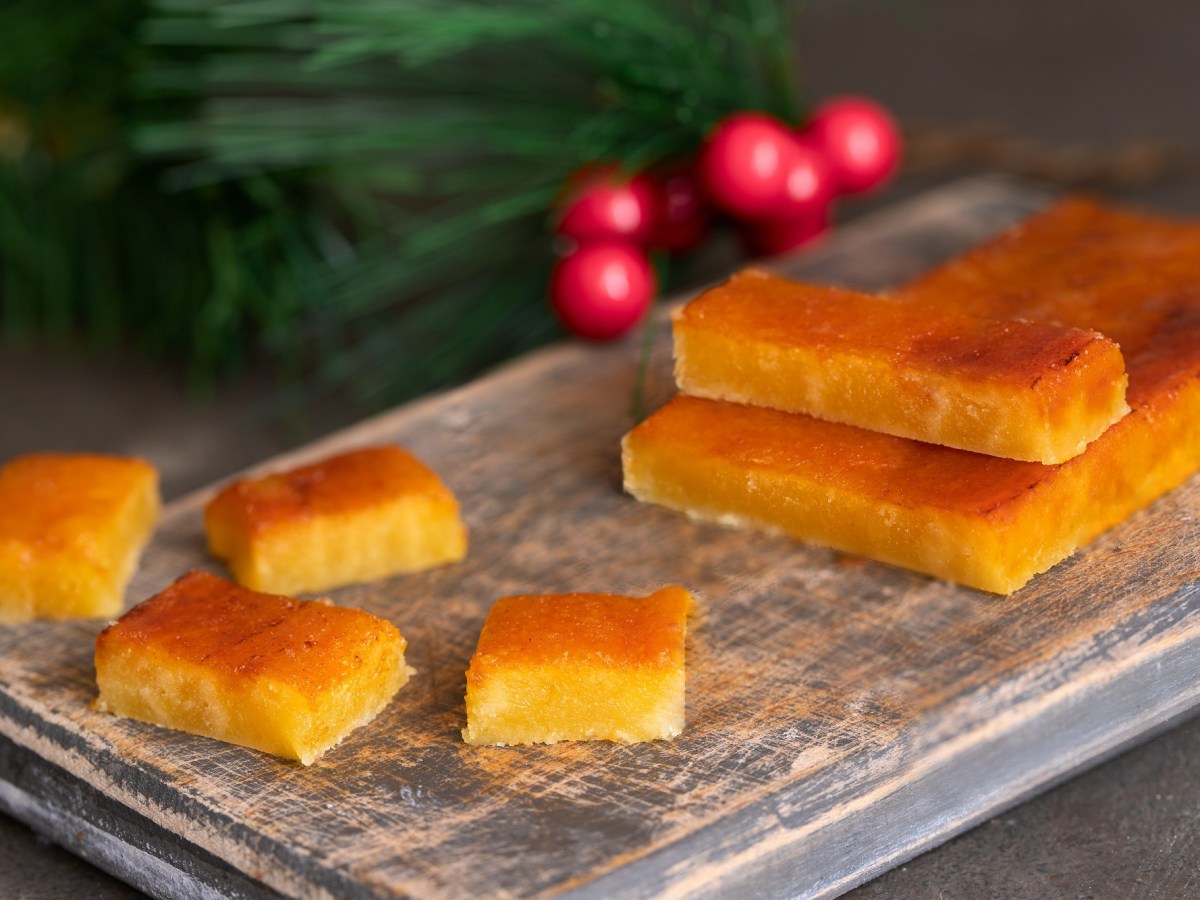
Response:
0,453,160,622
205,444,467,595
95,570,409,765
673,269,1130,464
462,587,692,746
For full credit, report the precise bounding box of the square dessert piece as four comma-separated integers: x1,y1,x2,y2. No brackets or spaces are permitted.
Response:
463,586,691,746
674,269,1130,463
0,453,159,622
95,570,409,765
625,199,1200,594
205,444,467,595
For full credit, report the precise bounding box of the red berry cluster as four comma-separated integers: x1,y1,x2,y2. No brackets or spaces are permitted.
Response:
550,164,707,341
550,96,900,341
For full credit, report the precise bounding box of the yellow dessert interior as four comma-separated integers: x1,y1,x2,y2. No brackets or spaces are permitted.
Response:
0,453,160,622
463,586,691,746
674,268,1129,463
95,570,409,765
205,444,467,595
625,199,1200,594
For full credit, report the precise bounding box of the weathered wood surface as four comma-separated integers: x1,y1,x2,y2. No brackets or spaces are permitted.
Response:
1,175,1198,899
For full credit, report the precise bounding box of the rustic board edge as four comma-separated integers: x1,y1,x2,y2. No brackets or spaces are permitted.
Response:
0,733,272,900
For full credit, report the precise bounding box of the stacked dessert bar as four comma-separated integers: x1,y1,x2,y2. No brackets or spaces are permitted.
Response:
623,198,1200,594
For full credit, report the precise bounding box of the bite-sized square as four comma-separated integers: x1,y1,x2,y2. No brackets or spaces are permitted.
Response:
205,444,467,595
95,570,409,765
0,453,160,622
674,269,1130,463
463,586,691,746
625,199,1200,595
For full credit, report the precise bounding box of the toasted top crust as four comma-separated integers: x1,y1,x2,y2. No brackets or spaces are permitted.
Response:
467,587,691,683
96,570,403,695
205,445,457,537
626,394,1050,518
676,268,1117,390
897,197,1200,408
0,453,157,551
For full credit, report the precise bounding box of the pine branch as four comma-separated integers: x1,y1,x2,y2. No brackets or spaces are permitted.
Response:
0,0,806,409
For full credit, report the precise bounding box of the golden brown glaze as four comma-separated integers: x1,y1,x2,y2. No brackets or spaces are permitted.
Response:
0,453,156,553
629,395,1050,519
674,268,1130,462
467,588,690,686
205,445,454,538
678,268,1115,386
893,198,1200,502
97,570,403,697
0,453,160,620
897,197,1200,407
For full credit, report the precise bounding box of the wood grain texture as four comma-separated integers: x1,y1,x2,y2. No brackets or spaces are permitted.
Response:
1,175,1198,899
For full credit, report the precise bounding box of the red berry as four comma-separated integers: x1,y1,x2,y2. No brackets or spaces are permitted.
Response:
805,96,901,195
550,242,656,340
743,209,831,257
773,137,836,219
700,112,801,218
556,167,659,243
652,165,711,253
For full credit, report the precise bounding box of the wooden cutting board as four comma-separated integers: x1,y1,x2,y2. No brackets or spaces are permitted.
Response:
2,176,1198,900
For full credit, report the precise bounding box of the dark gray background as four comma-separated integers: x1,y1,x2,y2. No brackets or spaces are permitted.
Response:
4,1,1199,896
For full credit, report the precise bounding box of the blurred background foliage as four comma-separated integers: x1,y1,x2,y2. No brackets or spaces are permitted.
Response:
0,0,803,408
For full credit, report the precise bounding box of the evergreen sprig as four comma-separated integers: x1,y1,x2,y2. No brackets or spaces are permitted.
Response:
0,1,803,408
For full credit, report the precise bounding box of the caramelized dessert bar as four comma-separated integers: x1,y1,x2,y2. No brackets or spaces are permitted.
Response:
95,570,409,764
625,199,1200,594
206,445,467,595
674,269,1129,463
463,587,691,746
0,453,159,622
